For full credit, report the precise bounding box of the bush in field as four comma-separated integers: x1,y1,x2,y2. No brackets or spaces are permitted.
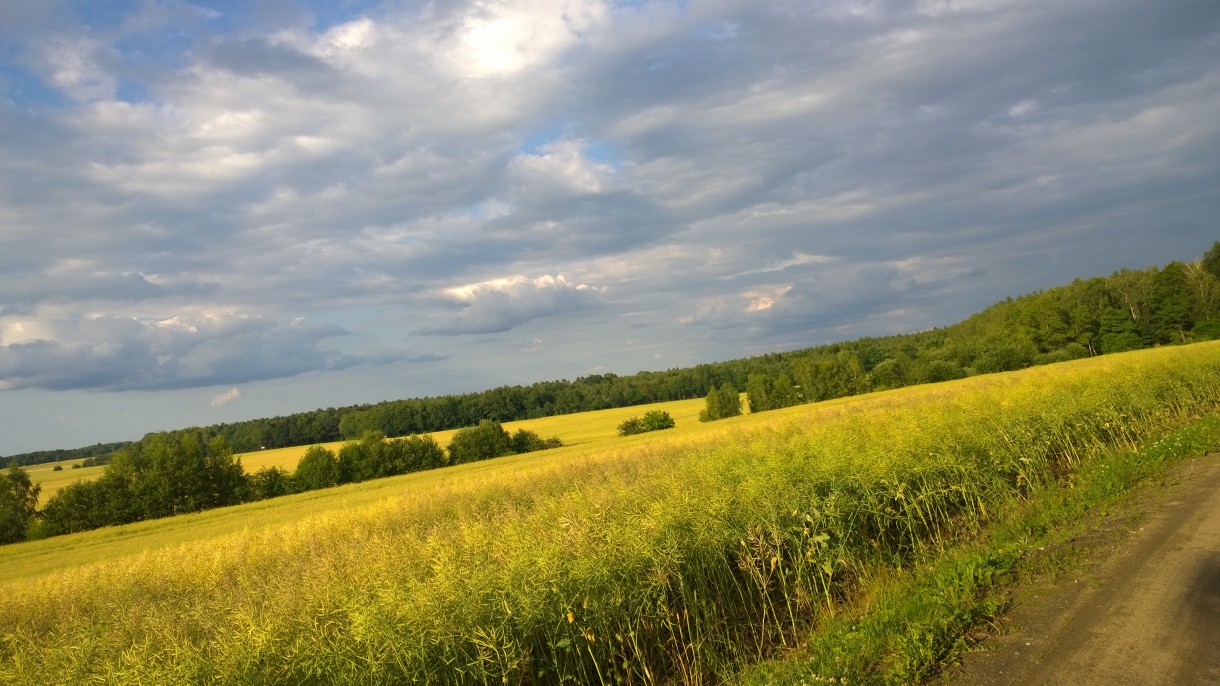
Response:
745,373,800,412
247,467,293,500
642,410,675,431
128,433,246,517
618,411,675,436
338,431,393,483
38,434,245,537
449,421,562,464
448,420,513,464
617,416,646,436
338,432,450,483
509,428,562,454
38,475,131,536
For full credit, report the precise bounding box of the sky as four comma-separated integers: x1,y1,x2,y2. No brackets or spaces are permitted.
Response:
1,0,1218,456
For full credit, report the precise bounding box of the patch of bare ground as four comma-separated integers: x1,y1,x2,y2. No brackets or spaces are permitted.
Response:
937,452,1220,685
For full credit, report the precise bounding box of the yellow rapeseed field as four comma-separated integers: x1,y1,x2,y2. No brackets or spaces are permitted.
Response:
2,343,1218,684
27,397,710,500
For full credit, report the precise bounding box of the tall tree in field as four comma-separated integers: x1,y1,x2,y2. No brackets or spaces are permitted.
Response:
338,431,392,483
0,461,40,544
294,445,341,491
132,433,245,517
398,435,447,472
699,383,742,422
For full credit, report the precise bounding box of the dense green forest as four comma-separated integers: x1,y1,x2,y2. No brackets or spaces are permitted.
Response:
3,442,131,468
5,246,1219,466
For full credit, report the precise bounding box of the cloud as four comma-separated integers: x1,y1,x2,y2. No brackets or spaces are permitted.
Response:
452,0,609,77
0,0,1218,454
1,267,220,315
210,386,240,407
423,274,605,335
0,313,358,391
209,37,339,84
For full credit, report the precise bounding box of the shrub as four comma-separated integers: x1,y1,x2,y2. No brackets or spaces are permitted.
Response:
447,420,513,465
619,411,675,436
617,417,646,436
641,410,675,431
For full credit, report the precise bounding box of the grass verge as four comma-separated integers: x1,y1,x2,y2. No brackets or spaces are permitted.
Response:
731,414,1220,686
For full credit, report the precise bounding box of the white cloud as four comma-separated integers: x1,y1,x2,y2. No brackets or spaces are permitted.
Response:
511,138,614,193
453,0,609,77
210,386,241,407
427,274,604,334
1007,99,1038,117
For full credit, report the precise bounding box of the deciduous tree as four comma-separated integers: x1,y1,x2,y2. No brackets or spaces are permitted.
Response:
0,461,40,544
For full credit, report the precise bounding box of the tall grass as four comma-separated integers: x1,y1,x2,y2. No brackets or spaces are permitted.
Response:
2,344,1219,684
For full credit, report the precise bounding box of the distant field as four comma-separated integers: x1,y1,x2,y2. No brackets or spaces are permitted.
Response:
2,396,747,581
3,344,1218,684
28,397,709,502
22,461,106,502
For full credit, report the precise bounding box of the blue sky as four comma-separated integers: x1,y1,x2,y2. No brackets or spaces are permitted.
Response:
1,0,1218,455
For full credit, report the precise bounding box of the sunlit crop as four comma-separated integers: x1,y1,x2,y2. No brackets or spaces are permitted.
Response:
2,343,1218,684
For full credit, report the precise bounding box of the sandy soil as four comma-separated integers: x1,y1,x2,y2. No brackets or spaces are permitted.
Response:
938,452,1220,686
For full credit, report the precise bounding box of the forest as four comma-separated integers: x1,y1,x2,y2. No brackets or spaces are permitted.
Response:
2,246,1218,545
5,246,1219,464
163,247,1220,445
0,420,560,544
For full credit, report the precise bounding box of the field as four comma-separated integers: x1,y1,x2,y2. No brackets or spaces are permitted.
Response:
3,343,1220,684
26,398,712,502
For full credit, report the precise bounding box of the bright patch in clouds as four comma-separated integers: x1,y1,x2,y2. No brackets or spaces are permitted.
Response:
210,387,241,407
458,0,608,76
432,275,604,334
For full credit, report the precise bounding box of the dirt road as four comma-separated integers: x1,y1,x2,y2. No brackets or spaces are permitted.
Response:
939,453,1220,685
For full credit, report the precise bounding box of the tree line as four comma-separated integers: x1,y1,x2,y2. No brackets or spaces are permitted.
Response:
5,246,1219,467
4,246,1219,543
691,247,1220,421
0,421,562,543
